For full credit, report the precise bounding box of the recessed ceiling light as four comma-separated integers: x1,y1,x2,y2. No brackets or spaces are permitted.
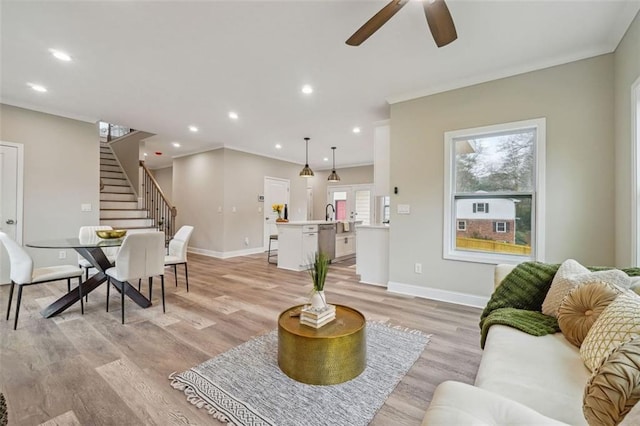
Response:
143,152,148,156
275,144,282,149
353,127,361,134
27,83,47,92
188,125,198,132
49,48,71,62
323,157,329,162
301,85,313,94
172,142,181,148
229,111,239,120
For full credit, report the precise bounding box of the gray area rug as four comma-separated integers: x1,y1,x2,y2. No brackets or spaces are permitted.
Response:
170,322,431,426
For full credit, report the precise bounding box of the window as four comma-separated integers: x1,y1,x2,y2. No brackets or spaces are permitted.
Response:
473,202,489,213
443,118,546,264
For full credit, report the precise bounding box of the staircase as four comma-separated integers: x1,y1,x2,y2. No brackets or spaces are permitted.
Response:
99,143,155,232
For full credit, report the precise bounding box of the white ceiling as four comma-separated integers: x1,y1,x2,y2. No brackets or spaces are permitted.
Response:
2,1,638,169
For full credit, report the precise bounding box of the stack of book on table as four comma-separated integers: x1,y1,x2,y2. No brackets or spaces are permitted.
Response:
300,304,336,328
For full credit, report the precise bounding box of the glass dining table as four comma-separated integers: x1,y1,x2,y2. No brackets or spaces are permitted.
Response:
26,237,152,318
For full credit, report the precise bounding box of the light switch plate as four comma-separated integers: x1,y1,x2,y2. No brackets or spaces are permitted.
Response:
397,204,410,214
81,203,92,212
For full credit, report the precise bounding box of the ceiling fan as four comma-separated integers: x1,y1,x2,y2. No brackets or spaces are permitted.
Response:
346,0,457,48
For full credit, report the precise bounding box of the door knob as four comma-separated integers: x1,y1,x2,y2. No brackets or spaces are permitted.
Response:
5,219,15,224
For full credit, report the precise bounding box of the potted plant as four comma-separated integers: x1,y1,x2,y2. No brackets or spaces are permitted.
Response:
308,251,329,309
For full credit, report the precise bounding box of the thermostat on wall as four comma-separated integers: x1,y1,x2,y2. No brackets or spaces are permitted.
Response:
397,204,410,214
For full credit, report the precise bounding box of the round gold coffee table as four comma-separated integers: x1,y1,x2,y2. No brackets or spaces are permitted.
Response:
277,304,366,385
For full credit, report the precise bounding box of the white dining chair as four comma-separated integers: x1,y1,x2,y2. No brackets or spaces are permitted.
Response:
105,231,165,324
78,225,118,281
164,225,194,292
0,232,83,330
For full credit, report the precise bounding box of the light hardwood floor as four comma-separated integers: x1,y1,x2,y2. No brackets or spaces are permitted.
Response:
0,253,483,425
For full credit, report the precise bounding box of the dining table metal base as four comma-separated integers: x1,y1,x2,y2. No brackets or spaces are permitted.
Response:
40,245,152,318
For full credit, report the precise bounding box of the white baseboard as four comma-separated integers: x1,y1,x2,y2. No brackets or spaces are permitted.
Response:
387,281,489,308
188,246,265,259
359,280,388,287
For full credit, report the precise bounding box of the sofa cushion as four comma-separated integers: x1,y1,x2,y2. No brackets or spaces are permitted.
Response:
583,337,640,426
422,381,570,426
542,260,629,318
581,292,640,372
558,281,624,347
475,325,590,425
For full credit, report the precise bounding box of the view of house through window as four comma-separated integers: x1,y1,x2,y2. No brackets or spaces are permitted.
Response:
445,119,544,262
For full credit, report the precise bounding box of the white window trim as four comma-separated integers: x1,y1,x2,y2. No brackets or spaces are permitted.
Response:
457,220,467,231
495,221,507,233
443,118,546,265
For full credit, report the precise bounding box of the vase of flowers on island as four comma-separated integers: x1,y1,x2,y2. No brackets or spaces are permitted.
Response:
273,204,287,222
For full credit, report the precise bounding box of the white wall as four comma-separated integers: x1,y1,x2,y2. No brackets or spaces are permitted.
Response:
389,54,616,300
614,12,640,266
0,104,99,266
457,199,515,220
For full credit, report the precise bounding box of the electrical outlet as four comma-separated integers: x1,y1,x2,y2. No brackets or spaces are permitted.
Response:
59,251,67,259
244,237,249,246
232,206,237,213
414,263,422,274
218,206,222,213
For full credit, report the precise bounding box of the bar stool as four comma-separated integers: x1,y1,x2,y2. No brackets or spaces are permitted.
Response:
268,234,278,264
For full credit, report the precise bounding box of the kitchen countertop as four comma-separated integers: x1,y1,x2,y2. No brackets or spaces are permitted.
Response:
356,224,390,229
275,220,338,226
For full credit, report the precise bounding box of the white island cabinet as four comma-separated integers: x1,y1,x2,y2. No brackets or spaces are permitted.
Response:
356,225,389,286
276,222,319,271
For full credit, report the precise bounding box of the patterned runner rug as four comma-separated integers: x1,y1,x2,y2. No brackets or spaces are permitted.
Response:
170,322,431,426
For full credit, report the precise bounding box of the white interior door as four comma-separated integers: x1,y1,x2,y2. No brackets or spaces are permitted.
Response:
0,142,23,285
263,177,290,250
327,184,373,225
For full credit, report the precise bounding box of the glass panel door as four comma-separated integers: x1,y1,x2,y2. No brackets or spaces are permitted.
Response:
327,185,373,225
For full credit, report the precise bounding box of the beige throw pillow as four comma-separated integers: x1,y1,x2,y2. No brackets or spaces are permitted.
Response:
581,292,640,372
584,337,640,426
542,259,630,318
558,281,624,347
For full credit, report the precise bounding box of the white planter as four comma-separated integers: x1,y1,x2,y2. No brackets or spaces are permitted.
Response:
310,290,326,309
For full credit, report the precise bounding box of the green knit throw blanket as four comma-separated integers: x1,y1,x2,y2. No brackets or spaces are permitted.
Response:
0,393,7,426
479,262,640,348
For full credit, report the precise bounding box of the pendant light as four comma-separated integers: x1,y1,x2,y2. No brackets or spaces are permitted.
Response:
299,137,314,177
327,146,340,182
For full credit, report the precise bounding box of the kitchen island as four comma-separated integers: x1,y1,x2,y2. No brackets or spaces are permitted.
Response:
275,220,357,271
355,224,389,286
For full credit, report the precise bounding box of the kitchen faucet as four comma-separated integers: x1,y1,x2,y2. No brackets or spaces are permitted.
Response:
325,204,335,221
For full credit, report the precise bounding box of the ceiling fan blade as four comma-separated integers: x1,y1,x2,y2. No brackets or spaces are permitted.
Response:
346,0,409,46
424,0,457,48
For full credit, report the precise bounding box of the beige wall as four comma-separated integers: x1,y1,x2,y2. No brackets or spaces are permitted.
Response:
310,165,374,220
151,166,173,203
389,54,615,298
614,12,640,266
172,148,310,254
0,104,99,266
222,149,309,252
172,149,225,252
110,132,145,195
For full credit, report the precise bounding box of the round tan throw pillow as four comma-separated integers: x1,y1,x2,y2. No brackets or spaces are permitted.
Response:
558,282,624,347
584,337,640,426
581,292,640,372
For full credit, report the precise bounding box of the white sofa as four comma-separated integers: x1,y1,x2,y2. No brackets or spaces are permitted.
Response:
422,264,591,425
